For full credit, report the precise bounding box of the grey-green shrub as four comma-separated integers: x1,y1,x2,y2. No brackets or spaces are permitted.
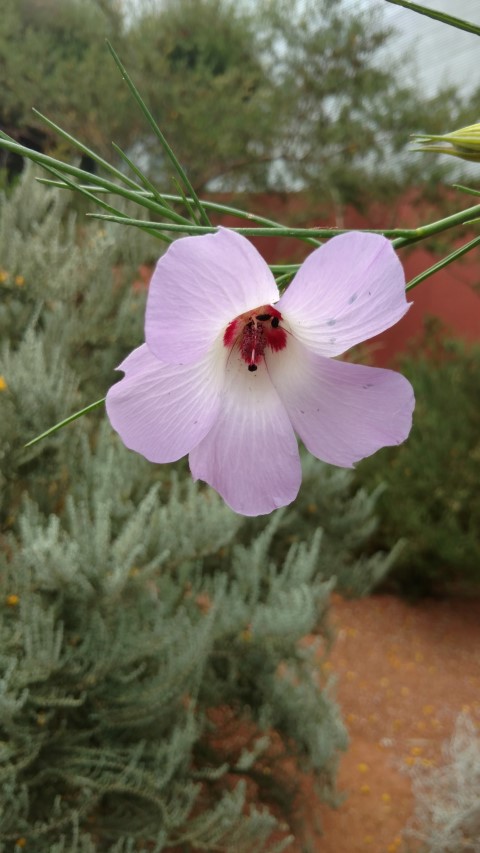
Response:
355,336,480,596
407,714,480,852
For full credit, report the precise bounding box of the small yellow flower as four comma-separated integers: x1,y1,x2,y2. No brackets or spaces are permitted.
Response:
413,122,480,162
6,594,20,607
381,792,392,803
0,269,8,284
357,762,369,774
0,376,7,392
14,275,25,287
359,783,370,794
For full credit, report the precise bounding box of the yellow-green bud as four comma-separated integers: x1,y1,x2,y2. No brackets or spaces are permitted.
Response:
413,122,480,162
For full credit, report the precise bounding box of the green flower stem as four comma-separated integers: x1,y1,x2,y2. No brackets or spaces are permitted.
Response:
384,0,480,36
106,41,211,228
110,143,191,226
129,191,323,247
270,264,300,273
0,135,190,226
392,203,480,249
32,177,480,250
453,185,480,198
87,212,415,239
32,108,142,190
37,180,323,247
39,164,173,244
24,399,105,448
406,235,480,291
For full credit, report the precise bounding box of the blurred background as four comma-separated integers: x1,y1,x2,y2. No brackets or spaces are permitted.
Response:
1,2,480,851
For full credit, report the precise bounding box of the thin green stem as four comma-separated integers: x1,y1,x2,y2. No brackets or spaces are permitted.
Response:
87,212,415,239
0,135,188,224
384,0,480,36
24,399,105,448
111,143,191,226
453,185,480,198
39,164,173,244
406,235,480,291
270,264,300,273
31,108,141,190
392,203,480,249
171,176,198,225
36,180,323,246
106,41,211,227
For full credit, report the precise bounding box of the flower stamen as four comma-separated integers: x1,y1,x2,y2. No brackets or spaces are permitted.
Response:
223,304,287,370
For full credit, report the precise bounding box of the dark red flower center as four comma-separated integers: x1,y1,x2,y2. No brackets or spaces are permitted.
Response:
223,304,287,371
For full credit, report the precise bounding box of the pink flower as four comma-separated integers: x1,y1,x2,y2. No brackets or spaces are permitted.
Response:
106,228,414,516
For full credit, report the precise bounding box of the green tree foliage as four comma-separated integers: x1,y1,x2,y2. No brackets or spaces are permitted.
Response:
0,0,474,198
0,0,130,167
127,0,277,192
263,0,471,206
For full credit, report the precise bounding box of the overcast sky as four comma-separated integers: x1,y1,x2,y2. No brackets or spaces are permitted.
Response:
372,0,480,97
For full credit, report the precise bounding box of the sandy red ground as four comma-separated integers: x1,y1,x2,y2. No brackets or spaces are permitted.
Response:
299,593,480,853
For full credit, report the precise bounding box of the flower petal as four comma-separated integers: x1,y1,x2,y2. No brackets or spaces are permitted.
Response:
277,232,410,357
189,356,301,516
145,228,279,365
268,337,414,467
106,343,224,462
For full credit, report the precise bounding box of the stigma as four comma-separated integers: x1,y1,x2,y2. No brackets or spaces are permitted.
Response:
223,304,287,370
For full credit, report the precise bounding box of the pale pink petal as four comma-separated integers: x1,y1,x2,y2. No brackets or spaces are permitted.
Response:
145,228,279,366
267,337,414,467
189,356,301,516
106,343,224,463
277,232,411,357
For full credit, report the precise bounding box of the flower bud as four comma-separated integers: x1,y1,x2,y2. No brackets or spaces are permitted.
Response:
413,122,480,162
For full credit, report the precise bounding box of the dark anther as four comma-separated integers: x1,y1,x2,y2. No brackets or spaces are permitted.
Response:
271,316,280,328
248,364,258,372
256,313,271,321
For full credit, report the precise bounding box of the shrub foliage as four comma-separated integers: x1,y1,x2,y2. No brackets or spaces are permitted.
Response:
356,332,480,596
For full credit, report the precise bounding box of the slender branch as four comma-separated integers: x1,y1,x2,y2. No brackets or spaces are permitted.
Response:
384,0,480,36
406,235,480,291
106,41,211,227
392,204,480,249
24,399,105,448
87,212,415,239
